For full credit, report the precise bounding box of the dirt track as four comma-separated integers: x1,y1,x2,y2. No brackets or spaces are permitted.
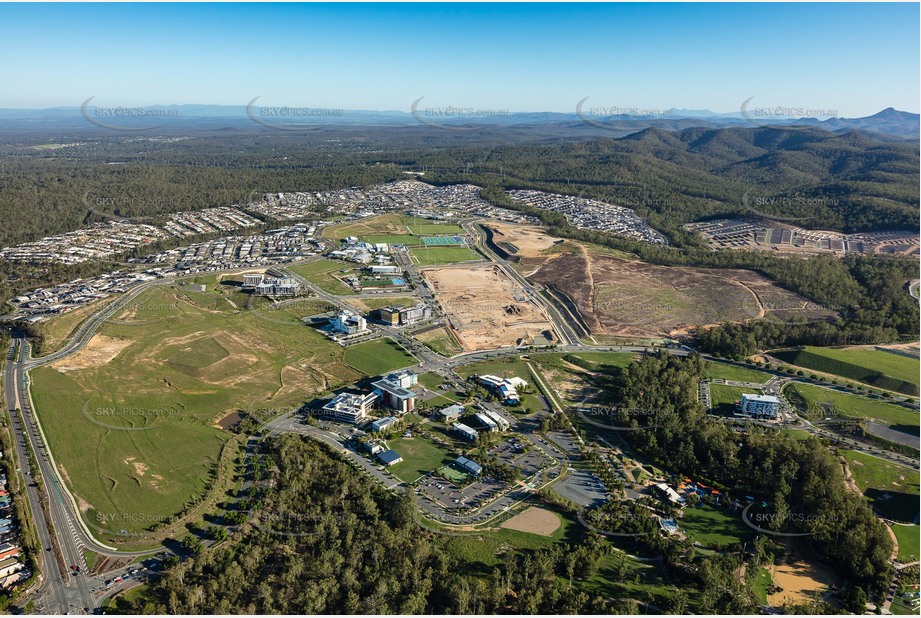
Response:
768,558,837,607
500,506,561,536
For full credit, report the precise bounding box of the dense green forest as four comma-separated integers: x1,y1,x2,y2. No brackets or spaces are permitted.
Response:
106,355,894,615
426,127,919,242
1,126,916,250
609,353,893,608
112,436,620,614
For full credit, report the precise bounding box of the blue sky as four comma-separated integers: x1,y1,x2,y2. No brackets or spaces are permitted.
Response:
1,2,918,116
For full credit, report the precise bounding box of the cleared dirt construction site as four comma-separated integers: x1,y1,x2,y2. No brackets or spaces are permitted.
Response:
530,252,837,338
500,506,561,536
422,264,556,351
484,222,565,258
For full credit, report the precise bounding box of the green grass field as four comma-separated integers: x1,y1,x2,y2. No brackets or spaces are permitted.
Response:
288,261,356,295
30,279,363,542
773,346,919,396
438,503,580,570
679,503,752,548
406,222,464,235
408,245,481,266
537,351,637,372
842,450,919,523
786,383,919,431
782,428,813,441
417,372,450,391
454,357,533,381
584,550,680,611
362,234,424,247
385,434,455,483
752,566,773,605
892,525,920,562
412,326,464,356
343,338,416,375
34,298,115,356
890,596,921,615
703,361,772,383
322,213,405,239
323,214,463,247
709,384,762,415
437,464,470,484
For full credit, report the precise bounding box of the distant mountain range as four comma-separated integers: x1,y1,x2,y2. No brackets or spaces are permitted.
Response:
0,104,916,140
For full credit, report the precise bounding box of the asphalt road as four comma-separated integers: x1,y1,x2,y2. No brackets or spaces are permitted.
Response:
6,224,915,611
5,336,160,614
4,339,95,614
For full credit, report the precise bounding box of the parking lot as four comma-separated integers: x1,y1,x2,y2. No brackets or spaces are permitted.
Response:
489,438,549,477
547,431,582,458
461,477,506,507
420,475,466,509
553,468,610,507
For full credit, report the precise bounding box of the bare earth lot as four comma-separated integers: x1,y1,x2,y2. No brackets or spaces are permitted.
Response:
500,506,561,536
530,252,836,338
484,222,564,258
50,335,132,372
422,264,556,350
768,558,837,607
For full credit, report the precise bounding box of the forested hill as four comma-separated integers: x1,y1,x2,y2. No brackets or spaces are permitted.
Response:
428,126,919,240
0,124,916,251
113,435,616,615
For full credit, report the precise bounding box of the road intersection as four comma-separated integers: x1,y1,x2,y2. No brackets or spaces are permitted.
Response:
2,215,916,613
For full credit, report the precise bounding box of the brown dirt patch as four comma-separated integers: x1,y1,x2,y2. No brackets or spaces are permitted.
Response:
423,264,556,351
500,507,561,536
768,559,837,607
124,457,148,477
530,253,837,338
485,222,565,258
50,335,132,372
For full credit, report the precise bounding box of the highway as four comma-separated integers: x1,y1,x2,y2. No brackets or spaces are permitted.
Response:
24,279,172,370
3,221,915,611
4,338,96,614
4,332,163,613
463,219,582,346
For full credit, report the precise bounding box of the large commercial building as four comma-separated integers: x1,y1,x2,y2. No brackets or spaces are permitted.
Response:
372,371,418,414
739,394,781,419
436,403,464,422
451,422,479,441
372,381,416,414
369,265,400,275
370,416,399,432
378,303,431,326
244,272,300,297
473,412,499,433
478,407,510,431
321,392,378,424
477,375,527,405
377,450,403,467
330,310,368,335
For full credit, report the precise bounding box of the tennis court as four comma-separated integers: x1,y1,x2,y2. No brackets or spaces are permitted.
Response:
437,464,471,483
422,235,465,246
